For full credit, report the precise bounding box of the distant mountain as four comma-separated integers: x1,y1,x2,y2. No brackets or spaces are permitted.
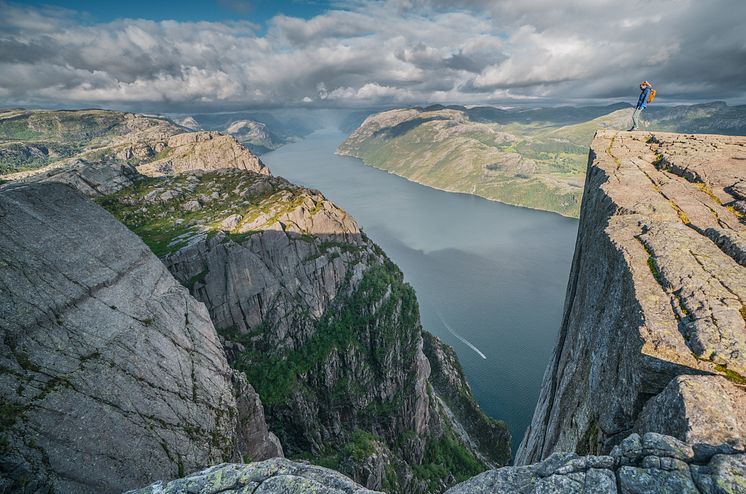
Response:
223,119,277,154
338,102,746,217
0,108,182,175
169,110,318,154
339,109,377,134
175,115,200,130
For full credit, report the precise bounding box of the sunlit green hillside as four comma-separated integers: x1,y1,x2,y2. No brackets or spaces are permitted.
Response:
338,102,746,217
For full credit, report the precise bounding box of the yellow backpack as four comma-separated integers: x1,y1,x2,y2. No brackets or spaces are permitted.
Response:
647,88,657,104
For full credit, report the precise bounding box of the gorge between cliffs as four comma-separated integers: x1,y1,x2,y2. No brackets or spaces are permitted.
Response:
1,109,744,494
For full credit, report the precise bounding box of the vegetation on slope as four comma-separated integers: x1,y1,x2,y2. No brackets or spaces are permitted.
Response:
338,107,599,217
0,109,129,174
98,169,307,256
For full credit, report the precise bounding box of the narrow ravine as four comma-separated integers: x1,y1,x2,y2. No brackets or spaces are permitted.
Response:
262,127,579,452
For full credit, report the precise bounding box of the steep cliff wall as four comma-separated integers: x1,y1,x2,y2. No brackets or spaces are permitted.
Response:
99,167,510,493
0,182,280,494
517,131,746,465
422,332,511,467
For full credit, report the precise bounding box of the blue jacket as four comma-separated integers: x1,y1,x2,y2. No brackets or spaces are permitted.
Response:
637,86,651,109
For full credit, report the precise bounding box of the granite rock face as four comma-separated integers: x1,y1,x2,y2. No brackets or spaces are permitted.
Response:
232,373,284,463
0,182,280,494
127,458,383,494
447,432,746,494
517,131,746,464
635,375,746,454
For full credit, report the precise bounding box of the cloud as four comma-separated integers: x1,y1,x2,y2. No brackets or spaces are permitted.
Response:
0,0,744,110
217,0,253,15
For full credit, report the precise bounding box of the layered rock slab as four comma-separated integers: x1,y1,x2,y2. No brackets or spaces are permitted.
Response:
517,131,746,465
127,458,383,494
0,182,279,493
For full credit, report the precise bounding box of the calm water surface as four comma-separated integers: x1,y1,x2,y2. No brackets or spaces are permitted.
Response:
262,128,579,454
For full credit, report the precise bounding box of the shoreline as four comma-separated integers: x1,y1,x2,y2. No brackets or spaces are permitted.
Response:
334,149,581,220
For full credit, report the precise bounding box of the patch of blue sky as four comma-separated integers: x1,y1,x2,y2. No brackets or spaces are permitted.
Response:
10,0,333,24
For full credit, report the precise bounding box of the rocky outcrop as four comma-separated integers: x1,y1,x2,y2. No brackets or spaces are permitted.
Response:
136,131,268,177
225,120,277,151
0,182,280,494
175,116,200,130
232,373,284,463
134,432,745,494
634,375,746,453
128,458,383,494
447,432,746,494
21,159,141,196
517,131,746,465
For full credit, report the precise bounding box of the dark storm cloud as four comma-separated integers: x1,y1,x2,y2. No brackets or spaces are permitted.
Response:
0,0,744,109
443,51,497,74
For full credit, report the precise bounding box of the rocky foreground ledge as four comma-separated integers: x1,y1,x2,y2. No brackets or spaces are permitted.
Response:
127,432,744,494
447,432,745,493
127,458,383,494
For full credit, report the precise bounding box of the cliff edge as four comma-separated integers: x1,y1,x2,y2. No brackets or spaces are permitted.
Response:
517,130,746,465
0,182,280,493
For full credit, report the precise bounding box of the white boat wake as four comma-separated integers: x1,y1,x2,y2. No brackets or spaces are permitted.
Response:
435,310,487,359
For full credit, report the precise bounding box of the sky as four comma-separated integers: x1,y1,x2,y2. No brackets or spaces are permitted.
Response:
1,0,745,111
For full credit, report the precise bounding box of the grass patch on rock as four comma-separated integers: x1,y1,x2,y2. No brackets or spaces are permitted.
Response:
97,169,322,257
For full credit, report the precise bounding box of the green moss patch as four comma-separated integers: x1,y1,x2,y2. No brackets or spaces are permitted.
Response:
413,424,485,491
714,364,746,385
295,429,382,471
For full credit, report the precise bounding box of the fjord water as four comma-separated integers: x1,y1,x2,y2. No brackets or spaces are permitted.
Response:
262,128,579,454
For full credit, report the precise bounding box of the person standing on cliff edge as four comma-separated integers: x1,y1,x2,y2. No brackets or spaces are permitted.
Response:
629,81,653,131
